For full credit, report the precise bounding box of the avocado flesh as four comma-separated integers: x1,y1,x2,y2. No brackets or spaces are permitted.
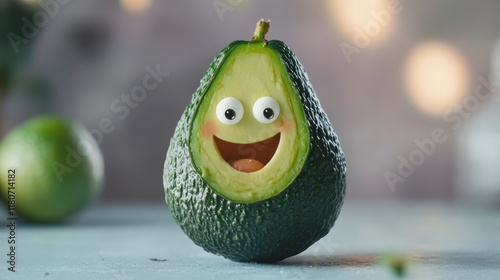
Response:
164,40,346,262
190,43,310,203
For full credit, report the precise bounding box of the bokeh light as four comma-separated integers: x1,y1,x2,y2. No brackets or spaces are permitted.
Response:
328,0,396,45
119,0,152,14
404,41,470,117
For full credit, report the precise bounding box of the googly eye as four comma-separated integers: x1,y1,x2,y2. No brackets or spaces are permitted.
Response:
216,97,244,125
253,97,280,124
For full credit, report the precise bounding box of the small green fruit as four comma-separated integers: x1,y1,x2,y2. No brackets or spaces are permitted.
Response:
0,115,104,222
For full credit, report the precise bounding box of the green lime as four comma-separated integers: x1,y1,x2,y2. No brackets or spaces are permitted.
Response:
0,115,104,222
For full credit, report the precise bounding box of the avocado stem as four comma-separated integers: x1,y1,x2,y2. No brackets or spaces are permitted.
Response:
251,19,270,42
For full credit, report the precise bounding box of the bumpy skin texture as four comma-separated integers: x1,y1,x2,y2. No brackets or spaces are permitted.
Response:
164,40,346,262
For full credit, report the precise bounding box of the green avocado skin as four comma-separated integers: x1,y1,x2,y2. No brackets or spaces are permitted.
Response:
163,40,346,262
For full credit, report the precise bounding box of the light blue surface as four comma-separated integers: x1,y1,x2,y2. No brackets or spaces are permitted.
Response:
1,201,499,279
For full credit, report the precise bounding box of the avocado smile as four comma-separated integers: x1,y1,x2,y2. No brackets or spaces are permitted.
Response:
214,133,281,172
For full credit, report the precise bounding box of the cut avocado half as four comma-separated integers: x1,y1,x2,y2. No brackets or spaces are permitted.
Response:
163,20,346,262
190,42,310,203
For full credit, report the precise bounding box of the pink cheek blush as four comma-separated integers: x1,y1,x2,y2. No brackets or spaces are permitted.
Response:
279,117,294,134
201,120,218,139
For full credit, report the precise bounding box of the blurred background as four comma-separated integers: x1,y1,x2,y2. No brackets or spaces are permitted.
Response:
1,0,500,205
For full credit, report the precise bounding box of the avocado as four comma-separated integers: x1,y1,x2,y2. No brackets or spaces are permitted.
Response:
163,20,346,262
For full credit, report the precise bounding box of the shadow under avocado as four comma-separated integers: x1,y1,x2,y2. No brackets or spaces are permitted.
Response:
278,253,379,267
278,251,500,269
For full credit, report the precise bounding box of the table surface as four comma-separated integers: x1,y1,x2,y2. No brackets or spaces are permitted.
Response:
1,201,499,280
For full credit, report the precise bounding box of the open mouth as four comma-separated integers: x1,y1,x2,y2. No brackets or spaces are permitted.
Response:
214,133,281,173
